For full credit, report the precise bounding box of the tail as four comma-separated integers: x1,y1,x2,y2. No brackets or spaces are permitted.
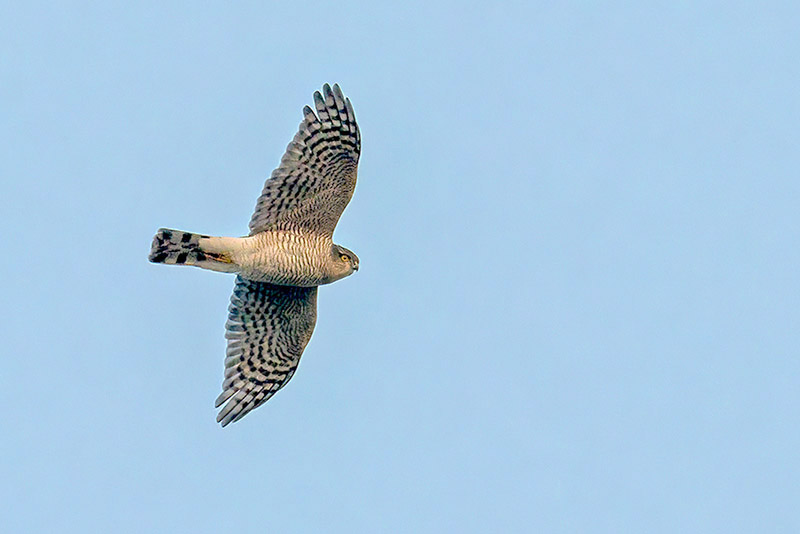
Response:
149,228,239,273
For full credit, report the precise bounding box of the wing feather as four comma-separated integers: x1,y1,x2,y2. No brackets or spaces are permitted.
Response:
216,276,317,426
248,83,360,236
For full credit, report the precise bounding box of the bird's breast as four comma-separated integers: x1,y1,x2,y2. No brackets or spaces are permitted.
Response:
234,231,332,286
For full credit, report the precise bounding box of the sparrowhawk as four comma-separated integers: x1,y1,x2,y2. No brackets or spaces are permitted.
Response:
149,83,360,427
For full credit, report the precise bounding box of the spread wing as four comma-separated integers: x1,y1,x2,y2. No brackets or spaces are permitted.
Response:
215,276,318,426
248,83,360,237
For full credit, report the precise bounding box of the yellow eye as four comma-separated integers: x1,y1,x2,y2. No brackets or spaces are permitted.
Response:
341,254,349,262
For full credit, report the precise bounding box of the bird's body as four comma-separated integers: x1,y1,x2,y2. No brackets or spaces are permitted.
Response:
235,231,343,286
152,230,352,286
149,83,360,426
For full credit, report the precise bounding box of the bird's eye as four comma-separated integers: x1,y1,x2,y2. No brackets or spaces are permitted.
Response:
341,254,349,262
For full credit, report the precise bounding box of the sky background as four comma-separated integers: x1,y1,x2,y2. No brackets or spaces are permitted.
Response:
2,2,799,532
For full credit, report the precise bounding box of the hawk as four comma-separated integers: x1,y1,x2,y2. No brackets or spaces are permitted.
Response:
149,83,360,426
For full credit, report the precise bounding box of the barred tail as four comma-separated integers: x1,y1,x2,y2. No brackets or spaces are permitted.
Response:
148,228,239,273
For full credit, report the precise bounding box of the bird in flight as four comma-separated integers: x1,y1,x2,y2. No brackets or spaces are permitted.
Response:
149,83,360,426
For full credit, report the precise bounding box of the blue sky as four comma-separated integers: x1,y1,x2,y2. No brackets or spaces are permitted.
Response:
2,2,799,532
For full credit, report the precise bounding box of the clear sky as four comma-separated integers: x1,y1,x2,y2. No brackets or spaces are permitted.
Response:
2,2,798,532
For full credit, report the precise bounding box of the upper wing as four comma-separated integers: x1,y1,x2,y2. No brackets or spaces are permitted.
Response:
215,276,318,426
248,83,360,237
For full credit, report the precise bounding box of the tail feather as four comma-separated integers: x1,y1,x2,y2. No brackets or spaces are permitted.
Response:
149,228,238,272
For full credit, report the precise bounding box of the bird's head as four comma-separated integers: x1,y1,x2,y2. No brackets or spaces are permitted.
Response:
331,244,359,280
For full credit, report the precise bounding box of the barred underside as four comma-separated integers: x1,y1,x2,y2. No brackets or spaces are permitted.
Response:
216,276,318,426
235,231,334,286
